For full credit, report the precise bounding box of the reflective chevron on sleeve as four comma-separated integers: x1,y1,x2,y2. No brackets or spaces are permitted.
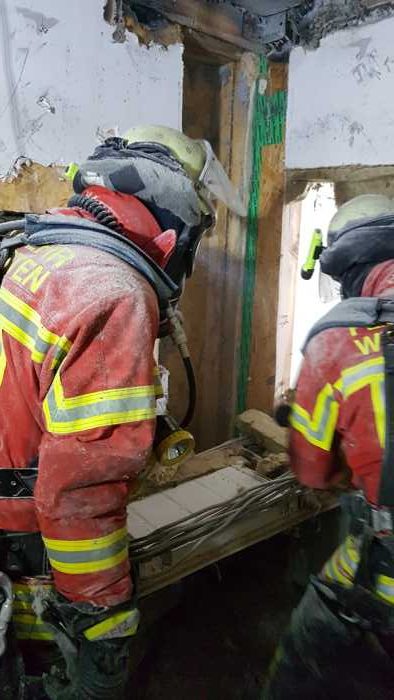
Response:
290,382,340,450
0,287,70,366
43,370,157,434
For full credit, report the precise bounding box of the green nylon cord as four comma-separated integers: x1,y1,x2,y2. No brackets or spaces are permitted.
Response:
236,59,287,415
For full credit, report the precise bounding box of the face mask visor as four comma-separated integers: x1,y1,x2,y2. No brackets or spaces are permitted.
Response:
197,140,247,217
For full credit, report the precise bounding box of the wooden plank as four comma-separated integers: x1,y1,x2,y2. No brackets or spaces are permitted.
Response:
275,200,301,397
217,53,258,437
247,62,287,414
0,162,72,213
137,0,263,51
286,164,394,185
286,164,394,204
160,52,256,451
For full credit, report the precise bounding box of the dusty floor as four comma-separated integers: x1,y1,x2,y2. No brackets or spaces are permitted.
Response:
132,510,341,700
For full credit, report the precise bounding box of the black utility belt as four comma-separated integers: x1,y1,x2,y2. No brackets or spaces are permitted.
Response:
0,468,38,499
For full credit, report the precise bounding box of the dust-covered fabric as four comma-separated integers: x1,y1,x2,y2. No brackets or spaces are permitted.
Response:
0,217,159,607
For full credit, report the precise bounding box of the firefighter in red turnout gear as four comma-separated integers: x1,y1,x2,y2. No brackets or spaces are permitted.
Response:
264,195,394,699
0,126,245,699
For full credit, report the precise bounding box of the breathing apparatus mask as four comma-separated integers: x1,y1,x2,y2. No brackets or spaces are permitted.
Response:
65,126,246,472
300,195,394,300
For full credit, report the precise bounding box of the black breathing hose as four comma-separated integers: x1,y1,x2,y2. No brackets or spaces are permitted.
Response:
181,356,196,428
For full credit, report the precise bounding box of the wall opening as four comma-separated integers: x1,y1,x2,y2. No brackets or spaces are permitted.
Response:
276,182,338,397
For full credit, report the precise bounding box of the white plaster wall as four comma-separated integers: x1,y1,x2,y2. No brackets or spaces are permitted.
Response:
286,16,394,169
0,0,183,177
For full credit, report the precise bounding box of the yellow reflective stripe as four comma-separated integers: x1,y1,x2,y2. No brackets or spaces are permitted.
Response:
43,370,157,434
340,358,385,447
322,558,336,583
0,288,71,365
43,527,126,553
0,330,6,386
84,609,139,641
43,527,128,575
13,613,54,641
53,377,156,408
15,630,54,641
344,536,360,564
13,600,33,613
290,382,339,450
330,555,352,586
48,547,127,575
341,357,383,398
371,379,385,448
376,574,394,605
376,574,394,604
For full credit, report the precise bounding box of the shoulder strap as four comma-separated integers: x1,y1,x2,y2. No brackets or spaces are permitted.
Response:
303,297,394,352
0,217,177,317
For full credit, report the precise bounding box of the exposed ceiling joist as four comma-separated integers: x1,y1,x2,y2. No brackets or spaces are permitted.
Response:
130,0,291,52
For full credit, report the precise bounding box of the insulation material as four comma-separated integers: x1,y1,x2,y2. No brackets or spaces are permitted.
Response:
0,0,183,178
286,15,394,168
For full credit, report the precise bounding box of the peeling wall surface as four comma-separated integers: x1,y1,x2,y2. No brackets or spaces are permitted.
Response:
286,16,394,168
0,0,183,177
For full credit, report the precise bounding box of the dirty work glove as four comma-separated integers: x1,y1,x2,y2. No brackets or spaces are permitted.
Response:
44,637,131,700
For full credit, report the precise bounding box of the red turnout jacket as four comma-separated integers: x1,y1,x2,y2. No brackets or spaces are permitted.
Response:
0,216,160,607
290,261,394,506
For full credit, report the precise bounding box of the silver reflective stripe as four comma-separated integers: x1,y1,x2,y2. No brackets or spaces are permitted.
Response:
340,545,358,574
46,535,127,564
0,300,56,360
291,394,336,442
0,300,43,344
45,387,156,424
377,581,394,601
342,361,384,397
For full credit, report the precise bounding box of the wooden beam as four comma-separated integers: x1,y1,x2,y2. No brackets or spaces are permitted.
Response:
287,164,394,185
275,200,301,397
247,62,287,415
286,164,394,204
160,52,257,451
135,0,263,52
183,27,244,64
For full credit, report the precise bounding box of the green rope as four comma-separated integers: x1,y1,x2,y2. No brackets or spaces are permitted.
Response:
236,60,287,415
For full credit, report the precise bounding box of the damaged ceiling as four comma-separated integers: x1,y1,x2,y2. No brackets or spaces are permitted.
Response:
118,0,394,57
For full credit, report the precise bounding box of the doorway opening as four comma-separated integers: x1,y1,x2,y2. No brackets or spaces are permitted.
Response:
276,182,338,398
